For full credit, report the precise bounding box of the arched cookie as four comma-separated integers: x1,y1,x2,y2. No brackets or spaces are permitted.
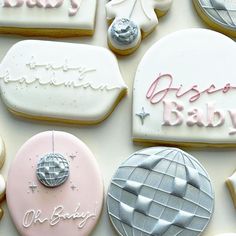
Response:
0,40,127,124
0,0,97,37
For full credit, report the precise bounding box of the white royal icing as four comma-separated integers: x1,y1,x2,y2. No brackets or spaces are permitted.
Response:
0,0,96,32
0,40,127,123
133,29,236,145
194,0,236,31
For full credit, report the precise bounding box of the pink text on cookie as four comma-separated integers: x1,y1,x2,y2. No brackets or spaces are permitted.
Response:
146,73,236,104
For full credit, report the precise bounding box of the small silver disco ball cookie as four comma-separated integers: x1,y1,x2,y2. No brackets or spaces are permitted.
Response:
109,18,139,47
107,147,214,236
36,153,69,188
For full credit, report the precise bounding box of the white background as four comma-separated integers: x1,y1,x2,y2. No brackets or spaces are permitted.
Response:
0,0,235,235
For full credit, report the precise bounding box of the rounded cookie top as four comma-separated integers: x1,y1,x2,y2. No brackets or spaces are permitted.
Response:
107,147,214,236
6,131,104,236
193,0,236,36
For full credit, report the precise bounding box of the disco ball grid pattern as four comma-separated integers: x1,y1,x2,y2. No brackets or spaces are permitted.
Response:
36,153,69,188
200,0,236,29
107,147,214,236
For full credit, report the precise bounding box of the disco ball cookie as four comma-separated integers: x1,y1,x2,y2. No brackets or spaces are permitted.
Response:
107,147,214,236
6,131,103,236
133,28,236,146
106,0,173,55
193,0,236,37
0,40,127,124
0,0,97,37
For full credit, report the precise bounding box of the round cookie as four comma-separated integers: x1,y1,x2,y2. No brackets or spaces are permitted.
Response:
107,147,214,236
0,136,5,169
193,0,236,37
6,131,103,236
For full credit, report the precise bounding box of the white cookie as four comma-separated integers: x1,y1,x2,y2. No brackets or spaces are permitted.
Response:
0,40,127,124
0,174,6,202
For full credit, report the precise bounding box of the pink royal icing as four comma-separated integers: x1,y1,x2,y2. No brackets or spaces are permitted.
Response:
6,131,103,236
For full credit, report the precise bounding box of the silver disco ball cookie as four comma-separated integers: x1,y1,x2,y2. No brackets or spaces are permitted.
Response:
107,147,214,236
36,153,69,188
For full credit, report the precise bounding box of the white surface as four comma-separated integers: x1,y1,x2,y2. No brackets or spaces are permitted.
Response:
0,0,235,235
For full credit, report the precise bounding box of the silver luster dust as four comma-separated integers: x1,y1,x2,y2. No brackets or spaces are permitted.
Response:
36,153,69,188
107,147,214,236
110,18,139,45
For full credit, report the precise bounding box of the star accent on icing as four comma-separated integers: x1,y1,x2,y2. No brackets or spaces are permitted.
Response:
29,182,38,193
69,154,76,160
136,107,150,125
71,185,77,191
226,170,236,208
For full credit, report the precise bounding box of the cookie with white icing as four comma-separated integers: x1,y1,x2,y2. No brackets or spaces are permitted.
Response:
0,40,127,124
107,147,214,236
6,131,104,236
106,0,173,55
215,234,236,236
133,28,236,146
0,0,97,37
193,0,236,37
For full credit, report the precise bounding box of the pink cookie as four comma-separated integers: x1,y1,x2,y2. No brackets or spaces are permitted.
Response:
6,131,103,236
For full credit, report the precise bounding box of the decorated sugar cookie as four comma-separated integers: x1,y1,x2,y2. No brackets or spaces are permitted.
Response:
0,0,97,36
107,147,214,236
133,28,236,146
226,170,236,208
193,0,236,37
6,131,104,236
0,40,127,124
106,0,173,55
0,135,5,221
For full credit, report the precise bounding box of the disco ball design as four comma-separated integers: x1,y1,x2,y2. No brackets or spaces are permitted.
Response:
198,0,236,30
36,153,69,188
107,147,214,236
110,18,139,45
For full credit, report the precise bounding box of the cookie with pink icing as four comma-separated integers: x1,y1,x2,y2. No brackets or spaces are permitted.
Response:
133,28,236,146
0,0,97,36
6,131,104,236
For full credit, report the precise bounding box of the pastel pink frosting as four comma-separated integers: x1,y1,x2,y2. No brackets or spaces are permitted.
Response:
6,131,103,236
